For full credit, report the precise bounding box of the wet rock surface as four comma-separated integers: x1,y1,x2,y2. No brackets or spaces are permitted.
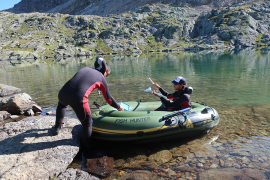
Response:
86,156,114,177
0,116,82,179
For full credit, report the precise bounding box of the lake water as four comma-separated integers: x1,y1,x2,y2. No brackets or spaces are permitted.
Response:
1,49,270,179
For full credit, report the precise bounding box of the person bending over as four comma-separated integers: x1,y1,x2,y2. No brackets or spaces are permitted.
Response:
52,57,124,156
152,76,192,111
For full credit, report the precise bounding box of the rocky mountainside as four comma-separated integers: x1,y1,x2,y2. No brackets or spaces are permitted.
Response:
0,1,270,61
6,0,251,16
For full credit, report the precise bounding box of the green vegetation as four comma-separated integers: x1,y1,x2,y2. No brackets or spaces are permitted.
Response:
142,34,164,52
16,23,30,34
96,39,112,54
170,40,193,49
224,40,230,47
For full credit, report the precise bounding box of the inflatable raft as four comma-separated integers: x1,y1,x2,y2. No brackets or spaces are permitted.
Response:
91,101,220,143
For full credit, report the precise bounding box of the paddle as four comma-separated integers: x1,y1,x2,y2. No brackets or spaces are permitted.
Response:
148,78,159,90
144,87,168,99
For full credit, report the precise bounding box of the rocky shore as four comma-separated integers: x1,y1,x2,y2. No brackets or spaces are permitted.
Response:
1,1,270,61
0,116,85,179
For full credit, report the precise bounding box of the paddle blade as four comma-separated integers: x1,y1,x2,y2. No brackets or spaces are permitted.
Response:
144,87,152,92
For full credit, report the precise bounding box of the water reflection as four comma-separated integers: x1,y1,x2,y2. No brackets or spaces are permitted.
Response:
1,49,270,179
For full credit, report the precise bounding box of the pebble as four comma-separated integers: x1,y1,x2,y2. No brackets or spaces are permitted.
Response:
260,163,270,168
210,164,218,168
10,115,19,119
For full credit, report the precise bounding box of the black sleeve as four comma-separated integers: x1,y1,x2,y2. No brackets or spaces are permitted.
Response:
160,95,189,110
100,77,120,109
159,87,173,97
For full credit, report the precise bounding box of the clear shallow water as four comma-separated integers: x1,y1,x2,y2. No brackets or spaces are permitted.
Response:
1,49,270,179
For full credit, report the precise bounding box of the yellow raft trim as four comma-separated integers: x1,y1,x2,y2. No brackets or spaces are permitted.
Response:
92,124,179,134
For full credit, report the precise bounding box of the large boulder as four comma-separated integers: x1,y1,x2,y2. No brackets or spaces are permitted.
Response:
0,93,36,114
0,116,82,180
0,84,22,97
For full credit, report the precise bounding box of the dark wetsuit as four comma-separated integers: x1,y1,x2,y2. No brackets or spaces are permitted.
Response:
155,87,191,111
55,67,120,151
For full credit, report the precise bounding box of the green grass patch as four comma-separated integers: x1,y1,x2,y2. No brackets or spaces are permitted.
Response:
96,39,112,54
170,40,193,49
142,34,164,52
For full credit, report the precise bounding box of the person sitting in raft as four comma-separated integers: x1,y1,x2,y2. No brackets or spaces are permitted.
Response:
52,57,124,158
151,76,193,111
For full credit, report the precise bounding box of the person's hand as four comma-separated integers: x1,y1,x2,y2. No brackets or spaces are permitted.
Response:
117,106,125,111
153,83,160,89
152,90,160,97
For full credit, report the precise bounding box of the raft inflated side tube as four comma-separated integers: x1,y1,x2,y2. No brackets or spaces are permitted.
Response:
161,107,191,120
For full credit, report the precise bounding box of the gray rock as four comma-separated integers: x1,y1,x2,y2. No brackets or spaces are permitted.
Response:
166,40,178,47
0,111,11,122
0,84,22,97
0,93,35,114
57,168,99,180
24,108,35,116
32,104,42,113
0,116,81,180
163,24,183,39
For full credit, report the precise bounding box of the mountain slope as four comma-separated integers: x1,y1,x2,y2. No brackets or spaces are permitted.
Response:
6,0,249,16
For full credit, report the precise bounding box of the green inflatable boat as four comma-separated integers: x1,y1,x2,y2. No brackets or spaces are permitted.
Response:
91,101,220,143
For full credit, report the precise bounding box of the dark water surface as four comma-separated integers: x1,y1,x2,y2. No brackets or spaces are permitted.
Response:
1,49,270,179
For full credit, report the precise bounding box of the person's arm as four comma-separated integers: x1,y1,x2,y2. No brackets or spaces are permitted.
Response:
160,95,190,110
99,77,123,110
153,83,173,97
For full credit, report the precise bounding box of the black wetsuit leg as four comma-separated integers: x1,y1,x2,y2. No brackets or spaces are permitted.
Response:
69,102,93,153
55,102,68,126
154,105,169,111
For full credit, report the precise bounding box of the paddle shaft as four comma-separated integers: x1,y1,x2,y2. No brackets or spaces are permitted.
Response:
149,78,159,90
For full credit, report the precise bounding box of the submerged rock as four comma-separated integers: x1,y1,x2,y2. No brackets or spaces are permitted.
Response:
198,168,267,180
148,150,172,165
0,116,82,179
119,170,158,180
86,156,114,177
